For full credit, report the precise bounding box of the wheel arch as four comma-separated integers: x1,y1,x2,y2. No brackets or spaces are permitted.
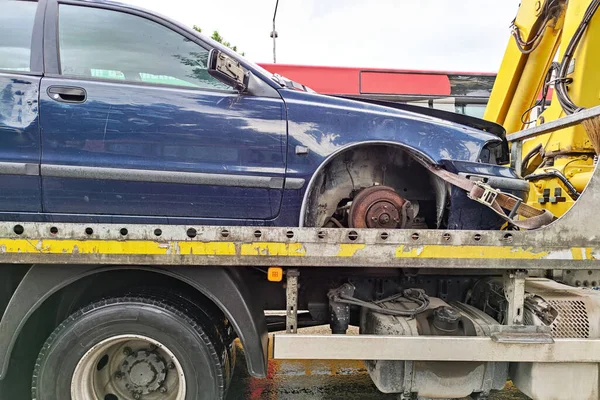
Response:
299,140,444,228
0,265,268,379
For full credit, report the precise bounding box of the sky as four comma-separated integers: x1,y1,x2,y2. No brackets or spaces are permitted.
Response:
121,0,522,73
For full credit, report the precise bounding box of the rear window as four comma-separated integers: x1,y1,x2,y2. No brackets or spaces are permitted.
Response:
0,1,38,72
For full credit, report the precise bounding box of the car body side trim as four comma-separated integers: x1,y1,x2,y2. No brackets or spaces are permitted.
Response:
0,162,40,177
41,164,287,189
284,178,306,190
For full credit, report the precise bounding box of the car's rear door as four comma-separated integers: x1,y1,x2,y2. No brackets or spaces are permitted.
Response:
0,0,44,215
39,0,286,222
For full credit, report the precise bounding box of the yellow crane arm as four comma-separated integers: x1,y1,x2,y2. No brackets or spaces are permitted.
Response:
484,0,566,133
484,0,600,218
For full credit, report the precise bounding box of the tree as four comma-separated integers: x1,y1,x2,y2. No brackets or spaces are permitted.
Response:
193,26,245,56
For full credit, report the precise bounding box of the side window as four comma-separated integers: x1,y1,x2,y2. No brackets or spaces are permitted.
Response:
58,5,230,90
455,104,486,119
0,1,38,72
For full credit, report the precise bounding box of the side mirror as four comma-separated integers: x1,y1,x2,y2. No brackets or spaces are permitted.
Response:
207,49,247,92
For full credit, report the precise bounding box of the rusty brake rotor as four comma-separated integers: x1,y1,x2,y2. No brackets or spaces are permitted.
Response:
348,186,414,229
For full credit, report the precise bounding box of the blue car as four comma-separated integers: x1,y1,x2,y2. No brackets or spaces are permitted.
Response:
0,0,527,230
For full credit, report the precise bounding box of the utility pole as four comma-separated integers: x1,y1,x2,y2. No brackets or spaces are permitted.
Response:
271,0,279,63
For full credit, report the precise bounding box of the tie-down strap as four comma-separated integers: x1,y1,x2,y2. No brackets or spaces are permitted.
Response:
423,163,556,230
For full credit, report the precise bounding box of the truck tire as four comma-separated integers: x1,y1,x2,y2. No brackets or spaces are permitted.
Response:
32,296,228,400
121,287,237,391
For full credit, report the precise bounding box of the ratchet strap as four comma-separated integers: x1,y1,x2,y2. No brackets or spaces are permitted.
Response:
423,163,556,230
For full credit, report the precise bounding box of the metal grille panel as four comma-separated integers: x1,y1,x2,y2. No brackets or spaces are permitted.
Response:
548,300,590,338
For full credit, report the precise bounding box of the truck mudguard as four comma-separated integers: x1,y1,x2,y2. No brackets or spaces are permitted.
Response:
0,265,268,379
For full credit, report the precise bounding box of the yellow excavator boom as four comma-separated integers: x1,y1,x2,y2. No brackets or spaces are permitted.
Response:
485,0,600,217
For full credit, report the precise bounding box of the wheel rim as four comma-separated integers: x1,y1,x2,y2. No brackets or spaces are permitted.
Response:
71,334,186,400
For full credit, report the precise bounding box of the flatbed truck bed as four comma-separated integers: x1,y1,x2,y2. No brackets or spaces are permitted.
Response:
1,110,599,400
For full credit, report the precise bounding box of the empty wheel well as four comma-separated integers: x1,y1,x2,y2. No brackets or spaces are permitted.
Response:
302,144,446,228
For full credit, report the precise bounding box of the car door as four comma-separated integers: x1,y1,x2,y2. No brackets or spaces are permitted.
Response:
39,1,286,221
0,1,43,215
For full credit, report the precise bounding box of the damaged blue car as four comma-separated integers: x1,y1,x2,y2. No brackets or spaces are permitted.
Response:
0,0,529,230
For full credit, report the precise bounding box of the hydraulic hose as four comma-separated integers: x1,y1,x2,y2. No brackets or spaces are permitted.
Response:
555,0,600,114
525,170,581,199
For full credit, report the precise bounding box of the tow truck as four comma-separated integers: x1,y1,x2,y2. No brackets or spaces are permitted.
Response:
1,0,600,399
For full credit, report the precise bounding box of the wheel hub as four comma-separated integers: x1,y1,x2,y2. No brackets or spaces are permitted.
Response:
349,186,413,229
71,335,185,400
120,349,167,395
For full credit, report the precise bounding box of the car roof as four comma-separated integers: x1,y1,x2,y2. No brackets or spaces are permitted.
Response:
74,0,132,5
71,0,147,11
67,0,174,19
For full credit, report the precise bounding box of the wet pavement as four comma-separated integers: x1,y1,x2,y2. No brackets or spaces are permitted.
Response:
227,332,532,400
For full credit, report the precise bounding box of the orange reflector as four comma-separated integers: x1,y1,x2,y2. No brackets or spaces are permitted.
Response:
268,267,283,282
